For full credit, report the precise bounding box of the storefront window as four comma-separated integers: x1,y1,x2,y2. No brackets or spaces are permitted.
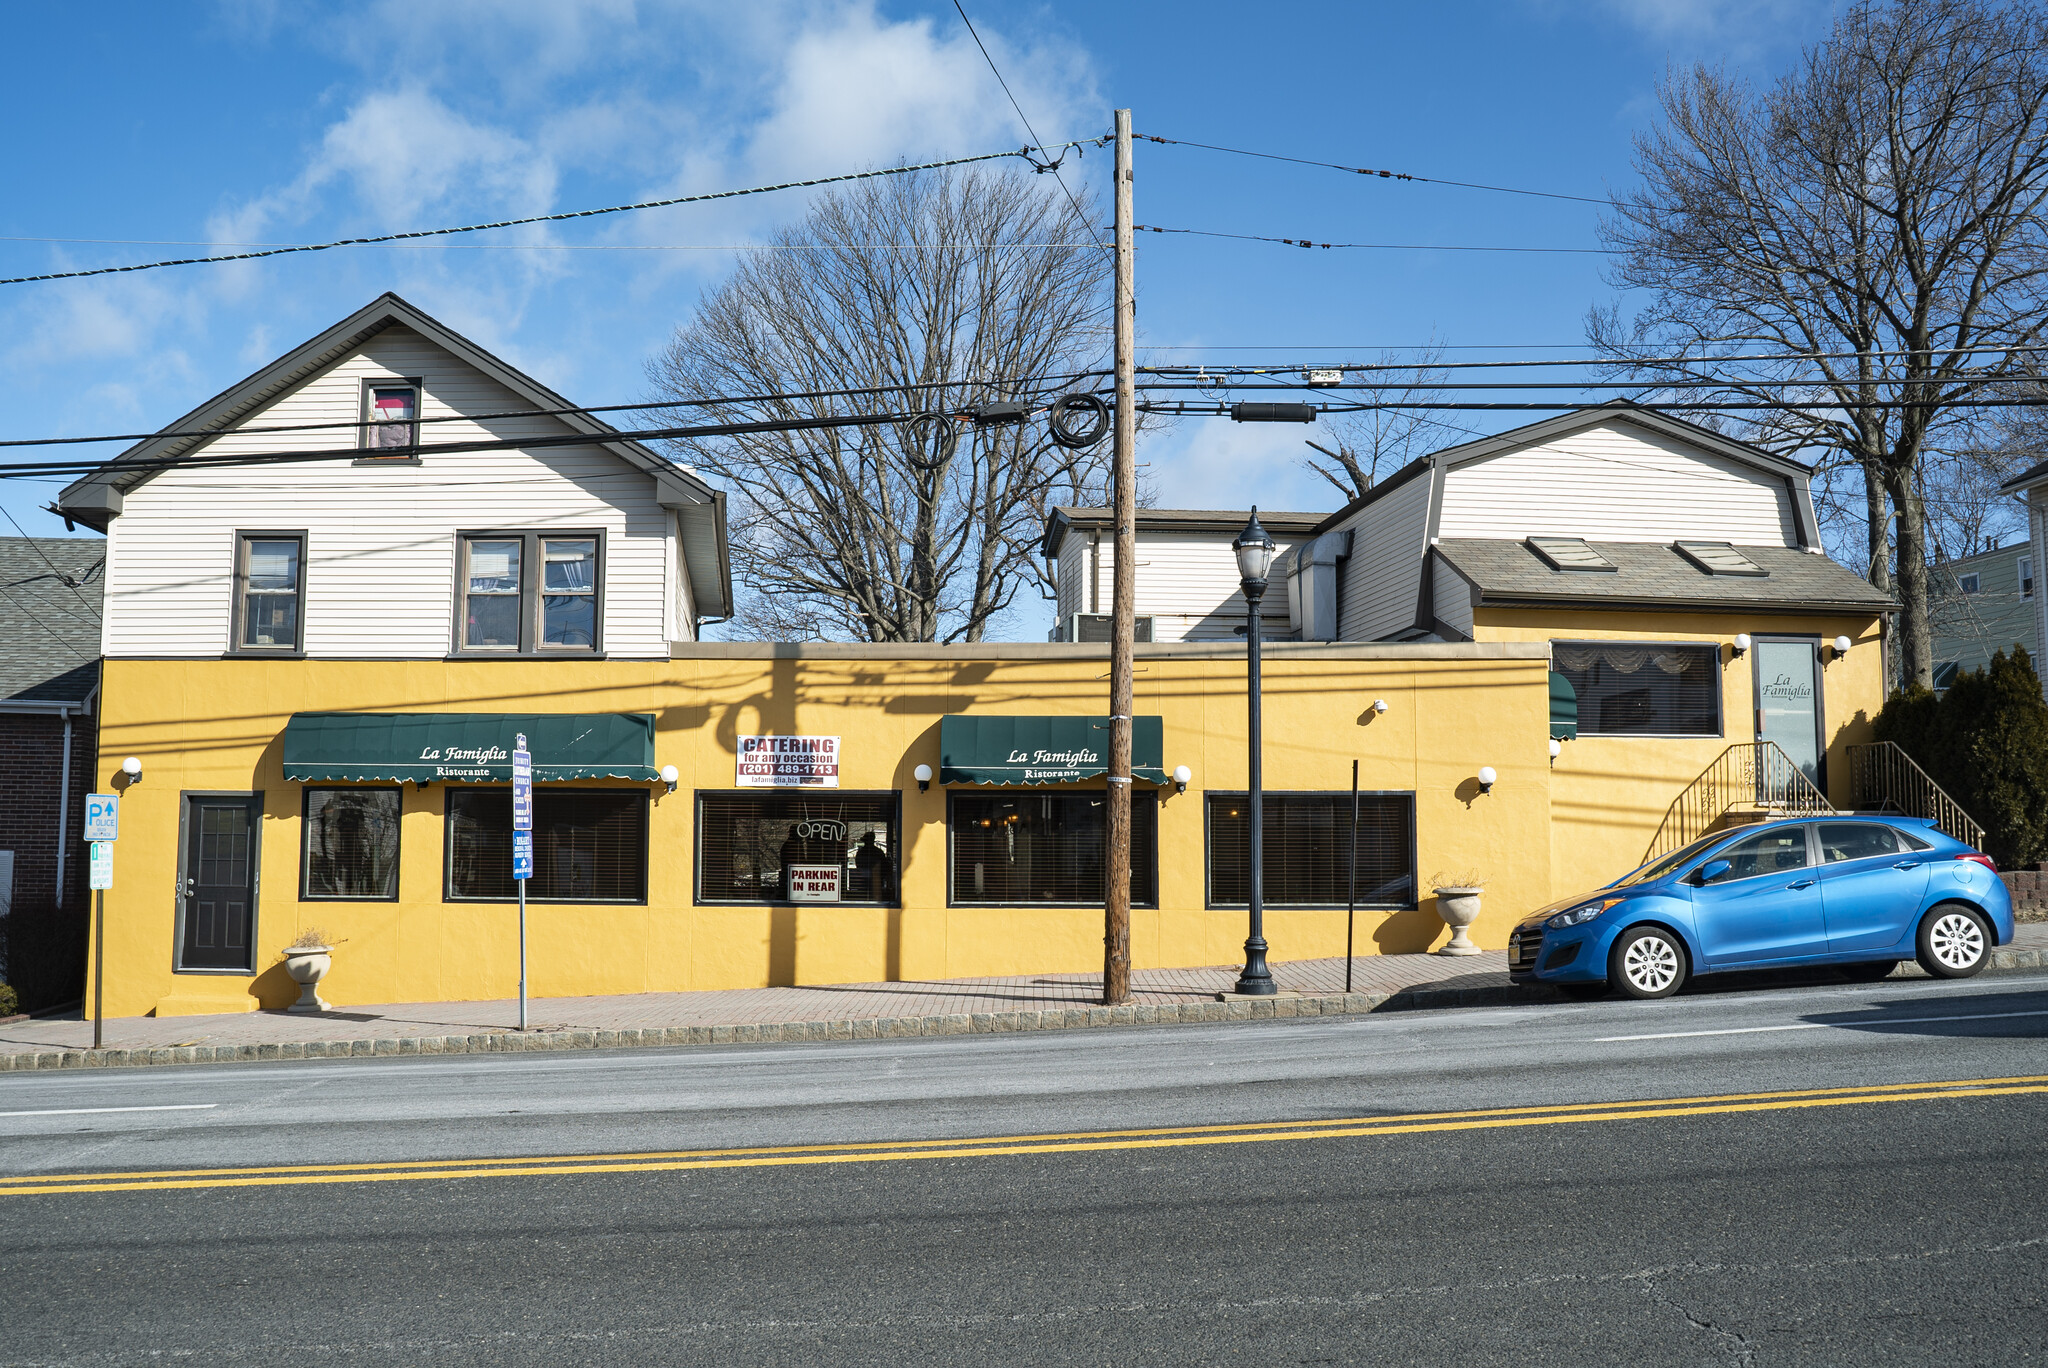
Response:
445,788,647,902
696,793,900,904
1206,792,1415,908
949,793,1157,906
302,788,401,900
1550,641,1721,737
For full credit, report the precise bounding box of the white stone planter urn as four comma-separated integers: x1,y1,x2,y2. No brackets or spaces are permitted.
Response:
281,945,333,1013
1432,887,1484,957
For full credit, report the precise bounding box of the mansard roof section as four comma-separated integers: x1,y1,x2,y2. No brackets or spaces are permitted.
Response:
1433,538,1896,614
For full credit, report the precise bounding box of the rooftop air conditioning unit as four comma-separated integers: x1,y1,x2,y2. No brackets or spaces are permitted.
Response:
1052,613,1155,643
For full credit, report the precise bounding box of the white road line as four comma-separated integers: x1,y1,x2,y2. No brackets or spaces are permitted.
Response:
0,1104,218,1118
1597,1009,2048,1043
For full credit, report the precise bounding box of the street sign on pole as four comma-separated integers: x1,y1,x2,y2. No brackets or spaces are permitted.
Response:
84,793,118,843
512,831,533,881
512,739,533,835
512,732,531,1032
88,840,112,890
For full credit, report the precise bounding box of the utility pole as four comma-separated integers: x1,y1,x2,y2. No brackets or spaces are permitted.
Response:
1103,108,1136,1007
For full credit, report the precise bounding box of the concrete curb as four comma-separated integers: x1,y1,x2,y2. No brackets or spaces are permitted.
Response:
5,947,2042,1074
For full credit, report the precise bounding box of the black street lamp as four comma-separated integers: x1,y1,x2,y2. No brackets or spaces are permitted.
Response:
1232,508,1278,996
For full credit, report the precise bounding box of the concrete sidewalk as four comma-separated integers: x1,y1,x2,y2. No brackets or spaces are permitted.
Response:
6,925,2044,1072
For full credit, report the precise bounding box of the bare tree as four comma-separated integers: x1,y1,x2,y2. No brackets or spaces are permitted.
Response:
1590,0,2048,687
1300,346,1453,501
649,167,1111,642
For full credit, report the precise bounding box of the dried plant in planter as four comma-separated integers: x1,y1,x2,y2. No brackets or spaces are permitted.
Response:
1429,871,1484,891
286,928,337,951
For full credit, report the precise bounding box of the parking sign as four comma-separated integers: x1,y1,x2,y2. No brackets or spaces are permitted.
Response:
512,831,533,881
512,734,533,833
84,793,118,843
89,841,113,890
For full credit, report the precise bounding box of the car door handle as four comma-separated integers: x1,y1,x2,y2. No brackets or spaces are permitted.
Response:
1788,879,1816,889
1893,861,1921,870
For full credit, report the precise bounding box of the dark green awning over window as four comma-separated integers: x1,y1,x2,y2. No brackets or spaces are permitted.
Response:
939,715,1167,786
281,712,659,783
1549,672,1579,741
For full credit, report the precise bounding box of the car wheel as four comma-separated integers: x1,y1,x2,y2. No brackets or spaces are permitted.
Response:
1838,959,1900,983
1609,925,1688,999
1556,982,1608,1001
1916,904,1990,979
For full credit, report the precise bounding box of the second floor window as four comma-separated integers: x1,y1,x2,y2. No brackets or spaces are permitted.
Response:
1960,572,1981,594
459,532,602,654
234,532,304,653
2023,557,2034,599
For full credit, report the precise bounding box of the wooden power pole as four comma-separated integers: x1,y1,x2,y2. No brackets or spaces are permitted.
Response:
1103,108,1136,1007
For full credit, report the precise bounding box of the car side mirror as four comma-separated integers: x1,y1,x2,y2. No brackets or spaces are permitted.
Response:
1695,859,1732,886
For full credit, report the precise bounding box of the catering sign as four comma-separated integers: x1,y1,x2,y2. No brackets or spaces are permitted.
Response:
736,735,841,788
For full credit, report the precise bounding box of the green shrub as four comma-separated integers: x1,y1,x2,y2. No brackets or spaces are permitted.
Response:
0,982,18,1019
1875,647,2048,866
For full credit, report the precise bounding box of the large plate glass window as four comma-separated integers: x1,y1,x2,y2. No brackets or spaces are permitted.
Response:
1206,792,1416,908
457,531,603,655
361,379,421,453
1550,641,1721,737
696,793,900,904
445,788,647,902
948,793,1157,906
301,788,401,900
234,531,304,653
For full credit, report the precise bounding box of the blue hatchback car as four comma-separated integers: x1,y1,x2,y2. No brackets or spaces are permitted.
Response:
1509,816,2015,999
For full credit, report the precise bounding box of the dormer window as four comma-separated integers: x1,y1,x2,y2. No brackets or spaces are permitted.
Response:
361,379,421,454
1526,537,1615,572
1674,541,1768,577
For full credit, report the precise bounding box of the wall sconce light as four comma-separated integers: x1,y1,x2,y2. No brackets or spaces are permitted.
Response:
914,763,933,793
1731,633,1751,659
120,756,142,784
659,764,679,794
1832,634,1852,660
1372,698,1389,714
1477,766,1497,794
1172,764,1192,794
1548,739,1562,761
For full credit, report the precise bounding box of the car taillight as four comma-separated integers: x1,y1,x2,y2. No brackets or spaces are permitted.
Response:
1958,852,1998,872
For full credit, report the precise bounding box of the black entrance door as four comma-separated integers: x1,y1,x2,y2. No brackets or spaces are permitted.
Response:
181,796,261,971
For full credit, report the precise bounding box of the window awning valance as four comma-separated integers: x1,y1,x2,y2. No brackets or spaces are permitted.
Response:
938,715,1167,786
1549,672,1579,741
281,712,659,783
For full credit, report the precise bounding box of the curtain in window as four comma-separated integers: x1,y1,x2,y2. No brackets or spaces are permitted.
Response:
446,789,647,901
303,789,400,899
1550,641,1719,736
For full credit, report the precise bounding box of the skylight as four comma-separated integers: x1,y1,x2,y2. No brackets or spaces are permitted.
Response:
1674,541,1768,577
1527,537,1615,572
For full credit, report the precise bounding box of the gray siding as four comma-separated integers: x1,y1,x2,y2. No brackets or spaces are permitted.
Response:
1332,473,1434,642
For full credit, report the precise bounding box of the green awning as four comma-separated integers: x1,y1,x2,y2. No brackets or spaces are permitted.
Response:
1549,672,1578,741
939,715,1167,785
281,712,658,783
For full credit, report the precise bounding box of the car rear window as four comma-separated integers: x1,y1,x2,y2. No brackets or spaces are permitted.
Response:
1819,823,1898,863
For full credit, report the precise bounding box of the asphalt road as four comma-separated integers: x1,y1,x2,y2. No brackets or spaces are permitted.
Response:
3,970,2046,1366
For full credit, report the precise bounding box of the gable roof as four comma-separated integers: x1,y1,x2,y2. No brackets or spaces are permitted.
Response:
0,537,104,705
54,292,731,617
1433,537,1895,615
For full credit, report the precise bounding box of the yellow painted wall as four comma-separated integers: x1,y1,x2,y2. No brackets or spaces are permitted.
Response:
88,645,1557,1016
1472,609,1888,899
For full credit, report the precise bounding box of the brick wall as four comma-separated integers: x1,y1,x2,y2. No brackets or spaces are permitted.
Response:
0,710,96,1008
2000,870,2048,916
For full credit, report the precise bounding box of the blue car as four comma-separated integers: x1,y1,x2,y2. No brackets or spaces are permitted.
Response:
1509,816,2015,1000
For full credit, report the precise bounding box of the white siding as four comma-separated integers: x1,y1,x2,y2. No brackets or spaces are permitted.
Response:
1436,419,1799,546
1131,531,1298,642
1431,555,1474,639
1333,473,1434,642
102,325,672,659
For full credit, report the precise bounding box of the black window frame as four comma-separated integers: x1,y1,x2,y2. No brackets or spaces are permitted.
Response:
693,790,904,907
299,786,403,902
1959,571,1981,594
229,530,307,657
442,785,649,904
358,376,423,456
1550,639,1724,739
945,790,1159,909
1203,789,1418,910
451,529,606,658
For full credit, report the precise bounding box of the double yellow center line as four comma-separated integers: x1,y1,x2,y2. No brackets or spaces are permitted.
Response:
7,1074,2044,1197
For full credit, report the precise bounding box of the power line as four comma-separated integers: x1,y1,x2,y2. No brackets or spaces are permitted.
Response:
1,236,1096,252
0,503,101,621
1135,344,2048,374
0,145,1067,287
1132,224,1608,254
1137,134,1608,206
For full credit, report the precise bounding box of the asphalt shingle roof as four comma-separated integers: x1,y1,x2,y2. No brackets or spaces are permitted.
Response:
1434,538,1897,614
0,537,104,703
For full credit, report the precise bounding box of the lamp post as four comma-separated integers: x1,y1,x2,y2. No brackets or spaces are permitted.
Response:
1233,509,1278,996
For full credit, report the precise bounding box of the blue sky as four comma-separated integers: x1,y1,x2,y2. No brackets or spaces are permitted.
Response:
1,0,1841,635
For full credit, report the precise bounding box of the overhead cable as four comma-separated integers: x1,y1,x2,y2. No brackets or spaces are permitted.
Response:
1132,224,1607,253
0,145,1072,287
1137,134,1608,205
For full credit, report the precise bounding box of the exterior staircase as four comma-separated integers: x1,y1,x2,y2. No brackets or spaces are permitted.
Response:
1642,741,1835,864
1846,741,1986,850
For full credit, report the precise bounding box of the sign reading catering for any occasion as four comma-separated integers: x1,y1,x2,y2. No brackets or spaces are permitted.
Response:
784,864,843,902
736,735,841,788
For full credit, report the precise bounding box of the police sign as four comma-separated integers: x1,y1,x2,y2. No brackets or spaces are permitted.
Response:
84,793,119,843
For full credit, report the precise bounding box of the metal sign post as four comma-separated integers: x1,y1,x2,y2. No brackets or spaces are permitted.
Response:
512,735,532,1032
84,794,117,1050
1346,760,1359,995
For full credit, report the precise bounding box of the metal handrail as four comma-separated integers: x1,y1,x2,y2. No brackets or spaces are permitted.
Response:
1642,742,1836,863
1847,742,1986,851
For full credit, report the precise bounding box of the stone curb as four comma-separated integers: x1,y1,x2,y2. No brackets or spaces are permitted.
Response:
5,948,2041,1074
